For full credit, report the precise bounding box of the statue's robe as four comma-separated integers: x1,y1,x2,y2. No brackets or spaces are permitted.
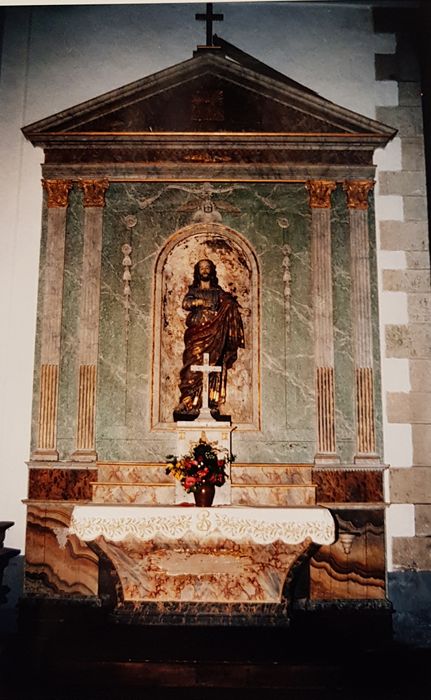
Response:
178,286,245,410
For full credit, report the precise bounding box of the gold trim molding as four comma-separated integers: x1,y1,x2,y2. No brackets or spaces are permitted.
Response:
306,180,337,209
343,180,375,210
42,179,72,208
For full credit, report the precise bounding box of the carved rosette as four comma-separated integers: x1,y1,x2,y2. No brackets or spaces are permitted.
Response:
42,179,73,208
79,179,110,207
306,180,337,209
343,180,375,210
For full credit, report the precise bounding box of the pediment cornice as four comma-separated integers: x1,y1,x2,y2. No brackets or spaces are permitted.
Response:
22,43,396,180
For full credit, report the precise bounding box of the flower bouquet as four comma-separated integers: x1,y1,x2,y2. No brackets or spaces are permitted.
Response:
166,439,230,504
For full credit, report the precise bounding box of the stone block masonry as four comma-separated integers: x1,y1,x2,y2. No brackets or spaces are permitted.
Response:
374,8,431,578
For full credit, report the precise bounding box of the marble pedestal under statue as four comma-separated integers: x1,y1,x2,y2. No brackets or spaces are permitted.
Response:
68,505,335,604
175,419,233,505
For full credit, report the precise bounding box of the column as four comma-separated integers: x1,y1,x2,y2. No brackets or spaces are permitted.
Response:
32,179,72,461
306,180,338,464
343,180,379,463
72,179,109,463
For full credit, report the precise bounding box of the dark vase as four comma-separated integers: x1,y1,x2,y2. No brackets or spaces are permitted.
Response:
193,483,215,507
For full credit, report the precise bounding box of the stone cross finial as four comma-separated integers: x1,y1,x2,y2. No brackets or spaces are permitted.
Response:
195,3,224,47
191,352,221,419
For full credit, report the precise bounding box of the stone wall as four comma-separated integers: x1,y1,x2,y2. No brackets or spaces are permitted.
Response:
374,7,431,644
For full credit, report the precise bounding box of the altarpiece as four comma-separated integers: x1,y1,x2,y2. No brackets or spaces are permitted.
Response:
22,32,396,625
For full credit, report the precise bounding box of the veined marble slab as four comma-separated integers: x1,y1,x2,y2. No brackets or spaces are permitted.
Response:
231,465,313,485
92,483,175,505
231,485,316,507
97,463,173,484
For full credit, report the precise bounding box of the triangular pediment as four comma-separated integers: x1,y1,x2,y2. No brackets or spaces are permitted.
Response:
23,42,395,140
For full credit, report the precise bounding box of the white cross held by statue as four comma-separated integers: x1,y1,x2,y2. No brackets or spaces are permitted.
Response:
191,352,221,420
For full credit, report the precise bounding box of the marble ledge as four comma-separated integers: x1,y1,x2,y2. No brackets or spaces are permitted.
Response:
24,498,92,506
27,461,98,470
316,502,388,509
312,463,387,471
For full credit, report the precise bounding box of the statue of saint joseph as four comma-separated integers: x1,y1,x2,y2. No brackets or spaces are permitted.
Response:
175,259,245,416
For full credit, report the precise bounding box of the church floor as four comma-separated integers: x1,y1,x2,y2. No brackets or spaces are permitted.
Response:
1,605,431,700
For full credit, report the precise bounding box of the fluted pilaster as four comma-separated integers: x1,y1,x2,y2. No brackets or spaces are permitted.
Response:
306,180,338,463
72,179,109,462
32,179,72,460
344,180,379,462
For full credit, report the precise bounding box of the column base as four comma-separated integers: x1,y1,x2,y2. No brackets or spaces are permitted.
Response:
31,448,59,462
353,453,383,466
314,453,340,466
71,449,98,464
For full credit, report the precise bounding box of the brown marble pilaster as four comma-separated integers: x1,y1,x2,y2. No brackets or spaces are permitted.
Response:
306,180,338,464
32,180,72,461
344,180,379,463
71,179,109,463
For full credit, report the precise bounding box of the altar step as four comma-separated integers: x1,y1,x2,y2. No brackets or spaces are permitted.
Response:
2,599,407,700
93,462,316,507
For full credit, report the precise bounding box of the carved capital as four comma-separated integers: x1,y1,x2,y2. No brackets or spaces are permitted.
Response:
42,179,73,208
343,180,375,210
79,179,110,208
306,180,337,209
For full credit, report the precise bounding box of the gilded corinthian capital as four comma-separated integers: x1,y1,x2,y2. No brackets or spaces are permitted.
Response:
343,180,375,210
78,179,110,207
42,179,73,208
305,180,337,209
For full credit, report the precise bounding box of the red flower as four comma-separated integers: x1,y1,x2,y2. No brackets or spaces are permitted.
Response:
184,476,197,490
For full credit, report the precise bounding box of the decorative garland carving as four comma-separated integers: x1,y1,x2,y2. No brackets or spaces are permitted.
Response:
42,179,72,208
78,179,109,207
121,215,137,335
173,182,240,223
343,180,375,210
282,243,292,327
305,180,337,209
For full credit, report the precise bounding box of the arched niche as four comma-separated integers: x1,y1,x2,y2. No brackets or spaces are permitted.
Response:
151,222,260,431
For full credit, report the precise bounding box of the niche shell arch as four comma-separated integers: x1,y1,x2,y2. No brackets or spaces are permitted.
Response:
151,223,260,431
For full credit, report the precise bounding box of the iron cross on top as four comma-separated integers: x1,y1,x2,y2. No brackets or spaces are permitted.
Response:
195,3,224,47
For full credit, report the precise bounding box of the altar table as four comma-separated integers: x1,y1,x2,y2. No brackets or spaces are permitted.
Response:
68,505,335,604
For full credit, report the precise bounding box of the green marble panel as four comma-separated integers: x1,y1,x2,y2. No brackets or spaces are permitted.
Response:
95,182,321,462
369,201,383,456
30,181,382,465
30,199,48,454
57,186,84,460
331,187,355,463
